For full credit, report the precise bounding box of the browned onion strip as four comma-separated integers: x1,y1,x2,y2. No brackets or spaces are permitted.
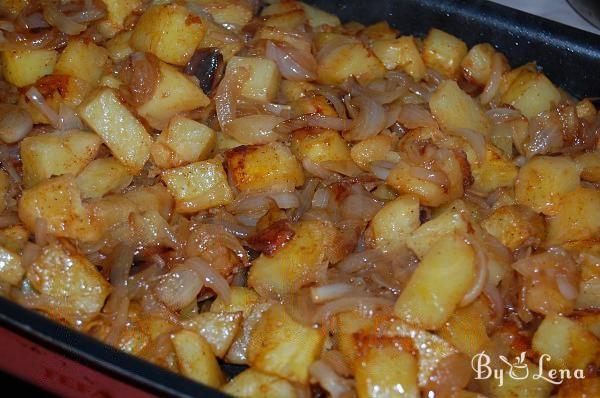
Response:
452,128,487,164
265,41,317,82
343,96,386,141
185,257,232,304
336,248,388,273
480,53,504,104
342,77,407,104
310,283,356,303
0,144,21,184
225,114,285,144
459,237,488,307
274,113,351,134
25,86,60,128
309,360,353,398
397,104,438,129
485,107,522,124
43,4,86,35
410,165,450,188
312,296,394,325
215,66,249,131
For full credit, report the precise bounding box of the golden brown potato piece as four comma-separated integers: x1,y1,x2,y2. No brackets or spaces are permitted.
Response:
221,368,298,398
54,40,109,85
422,28,467,79
482,204,546,250
247,304,324,383
26,241,110,326
2,49,58,87
372,36,426,81
171,329,225,387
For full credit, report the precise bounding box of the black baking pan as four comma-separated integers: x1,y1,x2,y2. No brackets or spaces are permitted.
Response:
1,0,599,396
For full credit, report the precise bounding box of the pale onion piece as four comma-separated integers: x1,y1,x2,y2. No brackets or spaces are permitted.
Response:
397,104,438,129
265,40,317,81
302,158,340,180
154,265,204,311
185,257,231,304
485,107,522,124
483,283,504,326
312,296,394,325
43,5,86,35
459,237,489,307
275,113,351,134
225,115,285,144
0,104,32,143
344,96,386,141
409,165,450,188
309,360,353,398
310,283,356,303
0,20,14,32
340,194,383,221
320,160,363,177
268,191,300,209
25,86,60,129
0,213,20,228
21,242,42,271
556,274,578,300
58,104,84,131
312,187,331,209
480,52,504,105
452,128,487,164
370,160,396,181
336,248,387,273
342,77,407,104
215,66,249,130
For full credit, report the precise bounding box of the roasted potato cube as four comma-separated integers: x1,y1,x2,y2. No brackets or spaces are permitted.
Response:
182,311,242,357
225,302,272,365
368,195,420,251
261,1,302,16
377,317,459,387
248,304,324,383
18,176,90,240
222,368,297,398
79,88,152,174
300,2,340,28
422,28,468,79
161,159,233,213
21,130,102,188
488,359,553,398
575,99,597,121
515,155,580,216
226,142,304,193
171,330,225,387
189,0,253,27
210,286,261,317
355,345,419,398
2,49,57,87
317,42,386,85
151,116,216,169
501,69,561,119
574,151,600,183
469,145,518,193
461,43,496,87
248,220,336,296
76,157,133,199
532,314,600,370
406,201,472,258
97,0,141,37
136,61,210,129
438,297,491,356
395,234,476,330
290,128,351,164
0,225,33,253
226,56,280,102
360,21,397,42
482,205,546,250
105,31,134,62
54,40,108,85
26,241,110,326
371,36,426,81
0,245,23,286
430,80,491,134
263,9,306,30
130,4,205,65
280,80,317,102
546,187,600,245
350,134,394,170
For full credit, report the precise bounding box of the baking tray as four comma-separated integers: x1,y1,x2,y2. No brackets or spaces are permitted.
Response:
1,0,599,396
